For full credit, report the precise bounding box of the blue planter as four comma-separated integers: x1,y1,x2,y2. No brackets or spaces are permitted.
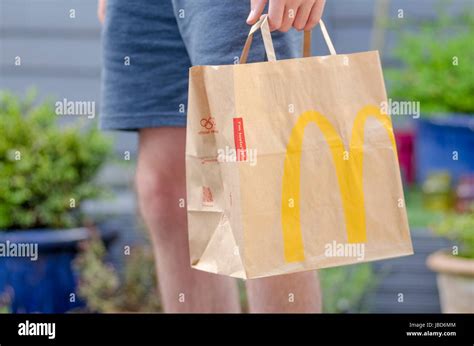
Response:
0,226,117,313
416,115,474,183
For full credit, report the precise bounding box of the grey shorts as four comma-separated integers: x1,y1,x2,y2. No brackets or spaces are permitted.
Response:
100,0,302,131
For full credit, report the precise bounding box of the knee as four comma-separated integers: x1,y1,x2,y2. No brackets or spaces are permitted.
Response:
135,163,185,218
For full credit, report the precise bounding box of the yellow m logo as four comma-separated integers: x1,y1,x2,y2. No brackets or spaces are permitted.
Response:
281,105,398,262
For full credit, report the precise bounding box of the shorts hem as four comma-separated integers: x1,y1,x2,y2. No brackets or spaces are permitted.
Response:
99,113,187,131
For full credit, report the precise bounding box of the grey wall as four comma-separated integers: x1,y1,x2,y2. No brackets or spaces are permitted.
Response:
0,0,135,154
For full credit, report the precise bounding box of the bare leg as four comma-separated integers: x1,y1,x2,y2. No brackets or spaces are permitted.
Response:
246,272,322,313
135,128,241,313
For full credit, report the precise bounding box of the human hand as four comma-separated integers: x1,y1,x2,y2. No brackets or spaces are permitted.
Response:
97,0,106,24
246,0,326,32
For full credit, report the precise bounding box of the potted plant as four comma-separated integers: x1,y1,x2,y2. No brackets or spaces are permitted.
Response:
73,237,161,313
387,10,474,183
0,91,114,313
426,209,474,313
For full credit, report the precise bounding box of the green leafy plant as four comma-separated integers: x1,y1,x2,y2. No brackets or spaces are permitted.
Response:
319,264,377,313
74,237,161,313
387,10,474,114
0,91,112,230
433,209,474,259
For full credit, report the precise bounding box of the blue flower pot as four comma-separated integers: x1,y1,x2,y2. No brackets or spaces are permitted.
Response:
0,226,117,313
416,115,474,183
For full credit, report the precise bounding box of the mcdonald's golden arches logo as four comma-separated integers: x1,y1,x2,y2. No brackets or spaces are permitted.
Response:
281,105,398,263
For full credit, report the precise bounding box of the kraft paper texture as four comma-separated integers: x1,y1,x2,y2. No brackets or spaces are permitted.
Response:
186,32,413,279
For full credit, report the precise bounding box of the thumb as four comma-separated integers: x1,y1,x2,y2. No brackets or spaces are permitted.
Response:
247,0,268,25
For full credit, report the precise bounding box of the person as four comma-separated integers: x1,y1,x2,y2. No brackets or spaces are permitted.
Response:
98,0,326,313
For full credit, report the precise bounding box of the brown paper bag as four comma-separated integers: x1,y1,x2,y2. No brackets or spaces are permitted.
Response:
186,15,413,279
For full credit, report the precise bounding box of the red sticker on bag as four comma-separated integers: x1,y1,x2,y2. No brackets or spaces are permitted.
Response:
233,118,247,161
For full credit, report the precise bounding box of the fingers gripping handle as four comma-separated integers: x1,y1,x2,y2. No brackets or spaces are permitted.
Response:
240,15,337,64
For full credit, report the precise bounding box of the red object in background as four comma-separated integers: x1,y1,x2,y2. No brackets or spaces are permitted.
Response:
395,130,415,185
455,175,474,212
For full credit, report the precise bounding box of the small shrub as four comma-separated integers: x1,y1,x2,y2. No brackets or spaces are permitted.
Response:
74,237,161,313
0,91,112,230
387,10,474,114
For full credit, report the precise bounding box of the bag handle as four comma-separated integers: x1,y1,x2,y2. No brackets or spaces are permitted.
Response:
240,15,276,64
303,20,337,57
240,15,337,64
